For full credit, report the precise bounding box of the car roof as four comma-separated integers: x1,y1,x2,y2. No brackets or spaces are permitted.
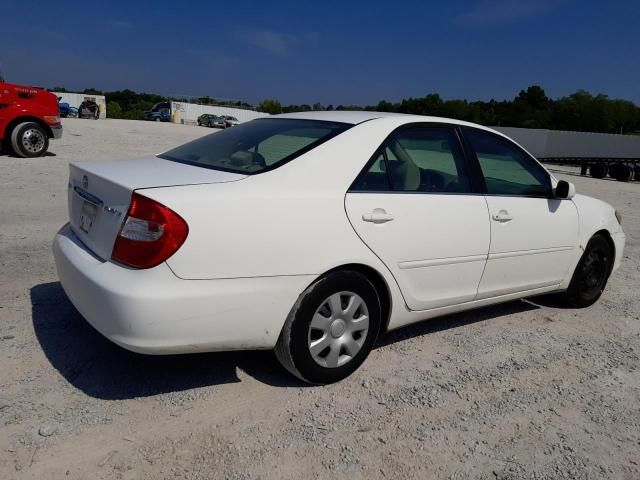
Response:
267,111,536,157
270,110,484,128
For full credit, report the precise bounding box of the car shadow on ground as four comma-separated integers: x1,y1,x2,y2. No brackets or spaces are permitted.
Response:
32,281,540,400
0,150,57,158
380,299,539,347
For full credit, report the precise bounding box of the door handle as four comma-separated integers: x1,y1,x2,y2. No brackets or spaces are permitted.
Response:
363,209,394,224
492,210,513,222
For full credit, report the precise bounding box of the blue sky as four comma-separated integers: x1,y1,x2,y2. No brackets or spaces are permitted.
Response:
1,0,639,105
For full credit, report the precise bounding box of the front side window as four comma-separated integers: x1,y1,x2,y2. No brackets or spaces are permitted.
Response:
351,126,471,193
160,119,350,174
463,127,551,197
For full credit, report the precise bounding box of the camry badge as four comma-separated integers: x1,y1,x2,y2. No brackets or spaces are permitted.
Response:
103,205,122,217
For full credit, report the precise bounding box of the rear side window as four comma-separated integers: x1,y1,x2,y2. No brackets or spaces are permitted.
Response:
351,152,392,191
160,119,350,174
463,127,551,197
351,126,471,193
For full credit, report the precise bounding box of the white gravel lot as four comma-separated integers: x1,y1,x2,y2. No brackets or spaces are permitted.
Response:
0,118,639,480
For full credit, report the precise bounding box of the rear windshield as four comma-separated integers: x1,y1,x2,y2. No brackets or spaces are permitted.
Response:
159,118,351,174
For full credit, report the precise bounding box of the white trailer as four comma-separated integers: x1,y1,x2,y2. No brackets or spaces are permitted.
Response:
170,102,268,125
494,127,640,182
52,91,107,119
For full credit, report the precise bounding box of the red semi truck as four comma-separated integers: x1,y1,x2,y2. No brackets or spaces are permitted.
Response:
0,82,62,157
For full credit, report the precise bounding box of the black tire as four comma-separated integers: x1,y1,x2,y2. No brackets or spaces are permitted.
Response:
562,234,613,308
613,164,632,182
634,166,640,181
10,122,49,158
275,271,381,384
589,164,607,179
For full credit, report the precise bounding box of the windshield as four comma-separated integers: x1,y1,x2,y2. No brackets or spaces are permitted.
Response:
159,118,351,174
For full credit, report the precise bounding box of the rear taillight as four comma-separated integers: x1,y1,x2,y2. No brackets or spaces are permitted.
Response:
112,193,188,269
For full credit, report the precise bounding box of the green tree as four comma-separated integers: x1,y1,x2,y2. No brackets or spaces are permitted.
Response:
376,100,394,112
106,101,123,118
258,99,283,114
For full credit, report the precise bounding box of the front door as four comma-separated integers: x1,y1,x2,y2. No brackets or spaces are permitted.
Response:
345,125,490,311
461,127,579,299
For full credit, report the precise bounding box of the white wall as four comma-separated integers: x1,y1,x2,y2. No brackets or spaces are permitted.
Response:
52,92,107,119
170,101,269,125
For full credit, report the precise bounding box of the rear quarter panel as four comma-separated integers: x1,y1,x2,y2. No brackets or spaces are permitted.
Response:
142,118,412,327
144,119,407,281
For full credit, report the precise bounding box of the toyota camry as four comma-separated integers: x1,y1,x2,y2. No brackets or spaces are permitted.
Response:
53,112,625,384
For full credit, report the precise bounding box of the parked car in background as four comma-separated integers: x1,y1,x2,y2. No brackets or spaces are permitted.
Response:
53,112,625,384
144,102,171,122
197,114,226,128
58,101,78,118
221,115,239,128
0,82,62,157
145,108,171,122
78,100,100,119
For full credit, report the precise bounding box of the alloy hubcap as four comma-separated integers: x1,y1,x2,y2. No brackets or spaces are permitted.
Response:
307,291,369,368
22,129,45,153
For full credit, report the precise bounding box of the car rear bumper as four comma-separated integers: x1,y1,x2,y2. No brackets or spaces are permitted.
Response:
53,223,312,354
51,124,63,139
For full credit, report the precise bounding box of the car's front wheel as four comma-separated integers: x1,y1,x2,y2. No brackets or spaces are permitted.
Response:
275,271,381,384
562,234,613,308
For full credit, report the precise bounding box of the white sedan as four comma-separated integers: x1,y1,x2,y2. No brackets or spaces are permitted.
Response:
53,112,625,384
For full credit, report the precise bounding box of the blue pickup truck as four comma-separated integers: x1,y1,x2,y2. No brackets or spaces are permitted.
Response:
143,102,171,122
58,101,78,118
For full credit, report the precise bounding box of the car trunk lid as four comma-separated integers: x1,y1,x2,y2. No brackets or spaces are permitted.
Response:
67,156,246,261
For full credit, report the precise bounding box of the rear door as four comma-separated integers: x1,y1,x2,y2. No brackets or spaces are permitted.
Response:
345,124,490,311
461,127,579,298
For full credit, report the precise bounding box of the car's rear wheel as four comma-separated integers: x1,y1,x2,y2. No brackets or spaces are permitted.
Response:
10,122,49,158
275,271,381,384
562,234,613,308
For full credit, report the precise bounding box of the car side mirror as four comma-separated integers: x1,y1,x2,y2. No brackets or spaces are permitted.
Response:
555,180,575,199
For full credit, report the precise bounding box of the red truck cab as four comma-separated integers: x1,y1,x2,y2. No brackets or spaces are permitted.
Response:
0,81,63,157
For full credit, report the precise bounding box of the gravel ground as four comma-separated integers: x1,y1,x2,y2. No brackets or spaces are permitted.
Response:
0,118,638,480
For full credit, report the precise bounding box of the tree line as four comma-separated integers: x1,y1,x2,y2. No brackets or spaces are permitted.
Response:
259,86,640,135
51,85,640,134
